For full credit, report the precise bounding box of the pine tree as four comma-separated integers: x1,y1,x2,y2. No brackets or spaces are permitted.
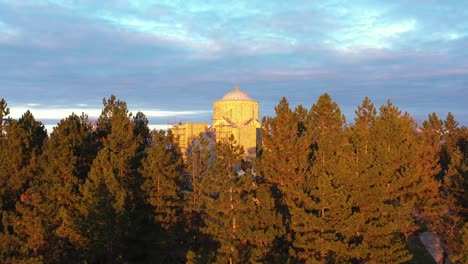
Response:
346,99,444,263
94,95,135,149
441,114,467,218
259,98,311,187
443,148,468,262
346,97,379,262
359,100,423,263
0,110,47,262
141,129,184,228
308,94,346,168
448,136,468,220
434,113,468,262
78,96,142,263
133,111,151,151
244,182,286,263
198,137,245,263
183,133,217,262
289,93,356,263
0,110,47,211
349,97,376,157
199,136,283,263
139,129,187,262
26,113,96,262
415,113,444,228
257,98,312,262
1,199,45,263
442,112,460,158
451,222,468,263
0,98,10,136
186,133,213,211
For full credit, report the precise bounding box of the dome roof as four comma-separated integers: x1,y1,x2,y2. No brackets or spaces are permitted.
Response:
220,86,254,101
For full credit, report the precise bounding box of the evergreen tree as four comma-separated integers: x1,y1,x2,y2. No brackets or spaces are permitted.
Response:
0,93,466,263
199,136,284,263
78,96,143,263
442,112,460,159
0,110,47,262
308,94,346,168
141,129,184,229
451,222,468,264
415,113,444,228
0,110,47,211
289,93,355,263
435,113,468,262
349,96,376,158
199,137,245,263
448,137,468,219
0,113,95,263
257,98,311,262
347,97,379,262
0,98,10,135
133,111,151,151
441,114,467,218
347,99,443,263
443,148,468,262
244,182,286,263
358,100,422,263
186,133,213,211
259,98,311,187
183,133,217,262
27,113,96,262
139,129,187,262
94,95,135,149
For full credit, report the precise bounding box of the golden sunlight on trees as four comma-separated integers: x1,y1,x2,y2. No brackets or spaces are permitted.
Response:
0,95,466,263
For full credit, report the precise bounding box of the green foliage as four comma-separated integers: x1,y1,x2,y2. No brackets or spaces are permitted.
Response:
197,136,245,263
0,98,9,119
415,113,444,227
77,96,144,262
291,93,354,263
199,136,283,263
451,222,468,263
357,100,418,263
0,98,10,136
0,94,465,263
37,113,96,261
186,133,213,211
434,113,468,262
0,110,47,211
141,129,184,228
259,97,311,187
0,110,47,262
257,98,311,262
443,148,468,262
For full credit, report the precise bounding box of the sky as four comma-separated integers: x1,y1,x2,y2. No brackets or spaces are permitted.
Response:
0,0,467,131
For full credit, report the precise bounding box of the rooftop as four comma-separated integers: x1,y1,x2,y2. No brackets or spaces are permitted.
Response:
220,86,254,101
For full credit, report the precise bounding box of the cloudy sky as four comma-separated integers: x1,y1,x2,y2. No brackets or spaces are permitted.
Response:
0,0,467,129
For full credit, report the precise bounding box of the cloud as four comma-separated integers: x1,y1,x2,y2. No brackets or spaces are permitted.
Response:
95,13,214,50
0,0,467,126
0,19,20,43
9,105,210,121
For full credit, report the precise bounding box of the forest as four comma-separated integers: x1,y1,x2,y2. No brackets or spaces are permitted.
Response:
0,94,466,264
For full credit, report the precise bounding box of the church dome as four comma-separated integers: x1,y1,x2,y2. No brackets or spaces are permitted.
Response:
220,86,254,101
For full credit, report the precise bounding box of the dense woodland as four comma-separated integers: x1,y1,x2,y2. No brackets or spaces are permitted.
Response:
0,94,466,264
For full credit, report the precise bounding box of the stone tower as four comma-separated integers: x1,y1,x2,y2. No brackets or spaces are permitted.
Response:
212,86,260,157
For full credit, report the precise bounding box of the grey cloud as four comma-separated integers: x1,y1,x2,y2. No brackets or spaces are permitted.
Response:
0,0,466,126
